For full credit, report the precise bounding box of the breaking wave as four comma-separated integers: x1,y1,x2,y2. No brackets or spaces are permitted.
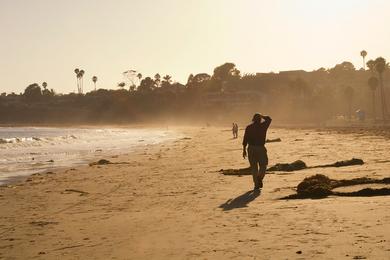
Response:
0,135,77,145
0,127,180,185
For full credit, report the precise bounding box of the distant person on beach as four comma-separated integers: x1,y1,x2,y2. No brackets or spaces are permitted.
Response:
242,113,272,190
232,123,238,138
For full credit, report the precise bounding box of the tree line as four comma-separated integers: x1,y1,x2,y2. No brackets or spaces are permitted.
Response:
0,52,389,125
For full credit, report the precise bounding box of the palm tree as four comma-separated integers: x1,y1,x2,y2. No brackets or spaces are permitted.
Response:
41,82,49,96
163,75,172,83
79,70,85,94
161,75,172,88
154,73,161,87
92,76,98,91
74,68,80,93
360,50,367,70
366,59,375,73
368,76,379,121
344,86,354,120
136,73,142,89
374,57,388,121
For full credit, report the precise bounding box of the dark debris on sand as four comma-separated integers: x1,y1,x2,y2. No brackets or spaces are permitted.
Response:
219,167,252,176
220,158,364,175
282,174,390,199
311,158,364,168
296,174,333,198
266,138,282,143
89,159,112,166
219,160,307,175
30,221,59,227
268,160,307,172
89,159,130,166
267,158,364,172
64,189,89,196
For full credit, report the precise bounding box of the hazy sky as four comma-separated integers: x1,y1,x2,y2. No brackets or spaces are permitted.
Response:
0,0,389,94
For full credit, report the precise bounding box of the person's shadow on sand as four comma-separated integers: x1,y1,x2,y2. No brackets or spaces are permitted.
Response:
219,190,261,211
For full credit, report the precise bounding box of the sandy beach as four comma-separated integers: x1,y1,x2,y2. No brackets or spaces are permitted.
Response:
0,126,389,259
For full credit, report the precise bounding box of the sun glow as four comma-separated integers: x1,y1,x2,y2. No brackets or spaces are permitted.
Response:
0,0,389,93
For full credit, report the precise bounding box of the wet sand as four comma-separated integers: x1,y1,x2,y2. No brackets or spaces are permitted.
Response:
0,126,389,259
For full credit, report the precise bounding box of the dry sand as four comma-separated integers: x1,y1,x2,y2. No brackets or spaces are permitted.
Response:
0,126,389,259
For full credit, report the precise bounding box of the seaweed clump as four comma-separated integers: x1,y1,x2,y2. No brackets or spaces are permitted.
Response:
89,159,111,166
296,174,333,198
268,160,307,172
219,167,251,176
267,158,364,172
220,158,366,176
283,174,390,199
313,158,364,168
334,188,390,197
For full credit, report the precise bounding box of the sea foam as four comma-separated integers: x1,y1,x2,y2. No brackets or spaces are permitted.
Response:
0,127,179,185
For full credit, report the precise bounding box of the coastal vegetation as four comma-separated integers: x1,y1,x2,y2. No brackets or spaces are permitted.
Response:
0,55,389,125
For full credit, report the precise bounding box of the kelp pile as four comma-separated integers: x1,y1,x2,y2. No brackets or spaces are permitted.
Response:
220,158,364,175
283,174,390,199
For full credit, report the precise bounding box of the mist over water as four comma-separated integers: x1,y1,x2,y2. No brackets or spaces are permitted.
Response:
0,127,180,185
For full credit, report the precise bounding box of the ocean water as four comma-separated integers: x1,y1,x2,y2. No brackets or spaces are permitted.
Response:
0,127,179,185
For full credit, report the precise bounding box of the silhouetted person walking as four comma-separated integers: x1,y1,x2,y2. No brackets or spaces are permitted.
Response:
242,113,272,190
232,123,238,138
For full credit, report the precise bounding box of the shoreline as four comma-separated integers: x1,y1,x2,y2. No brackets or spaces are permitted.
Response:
0,126,184,187
0,126,389,259
1,124,389,188
0,132,180,187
